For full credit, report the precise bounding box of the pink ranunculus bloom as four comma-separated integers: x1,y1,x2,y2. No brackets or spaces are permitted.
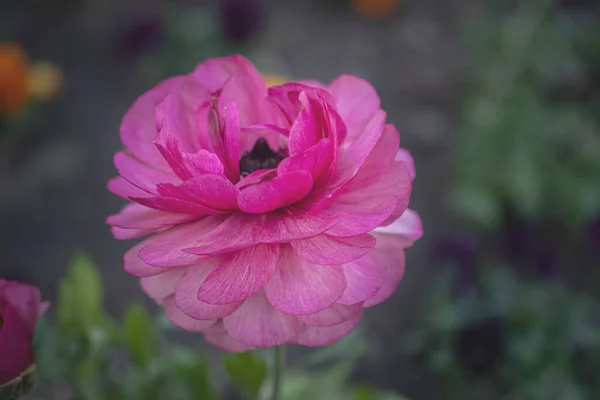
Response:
107,55,423,351
0,279,48,386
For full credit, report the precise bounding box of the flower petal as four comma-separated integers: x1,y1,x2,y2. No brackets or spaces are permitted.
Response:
162,296,216,332
113,151,180,194
106,203,195,229
112,226,157,240
132,195,225,216
299,303,363,327
107,177,150,199
191,55,266,95
363,234,407,308
337,256,386,305
140,267,187,300
174,261,243,320
202,321,252,352
375,208,423,246
198,244,279,304
291,233,375,264
156,174,239,211
223,291,302,347
238,171,313,214
325,196,398,237
264,245,346,315
124,241,170,277
396,148,416,180
294,309,363,347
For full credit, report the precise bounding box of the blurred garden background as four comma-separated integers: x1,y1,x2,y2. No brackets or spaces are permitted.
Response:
2,0,600,399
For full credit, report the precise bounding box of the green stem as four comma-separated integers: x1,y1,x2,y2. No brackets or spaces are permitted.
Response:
271,346,285,400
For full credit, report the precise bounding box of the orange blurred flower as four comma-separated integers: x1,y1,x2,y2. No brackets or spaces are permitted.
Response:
351,0,398,18
0,43,30,118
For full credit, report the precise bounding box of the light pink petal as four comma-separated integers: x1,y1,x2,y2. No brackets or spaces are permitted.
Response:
113,151,180,194
299,303,363,327
328,75,380,140
375,209,423,246
106,203,195,229
191,55,266,95
202,321,252,352
294,309,363,347
363,235,407,308
219,75,271,128
140,267,187,300
396,148,416,180
174,261,243,320
337,255,387,305
120,76,195,169
112,226,157,240
325,196,398,237
264,245,346,315
238,171,313,214
330,109,386,187
198,244,279,304
290,233,375,264
138,217,226,267
132,195,225,216
124,241,170,277
156,174,239,211
162,296,216,332
184,209,338,255
107,177,150,199
223,291,302,348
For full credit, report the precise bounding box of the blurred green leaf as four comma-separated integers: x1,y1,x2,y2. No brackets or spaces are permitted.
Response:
224,352,267,400
58,252,105,333
123,305,158,369
173,355,217,400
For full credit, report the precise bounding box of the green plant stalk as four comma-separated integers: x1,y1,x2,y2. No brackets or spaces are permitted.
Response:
271,346,285,400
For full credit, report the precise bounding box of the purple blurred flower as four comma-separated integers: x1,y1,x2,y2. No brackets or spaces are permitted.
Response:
430,235,479,293
587,217,600,256
455,317,506,375
219,0,262,45
117,12,163,60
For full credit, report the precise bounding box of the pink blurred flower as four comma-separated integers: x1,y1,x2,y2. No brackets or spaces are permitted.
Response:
107,55,422,350
0,279,48,386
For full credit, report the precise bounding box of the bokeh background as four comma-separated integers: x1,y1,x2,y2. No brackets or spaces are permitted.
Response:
2,0,600,399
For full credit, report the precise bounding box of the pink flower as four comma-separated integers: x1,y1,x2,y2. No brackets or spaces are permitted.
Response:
107,55,422,350
0,279,48,386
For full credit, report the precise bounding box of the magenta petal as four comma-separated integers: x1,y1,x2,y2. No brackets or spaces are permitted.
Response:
294,309,363,347
140,267,187,300
337,256,386,305
198,244,279,304
114,152,180,194
376,208,423,246
162,296,216,332
191,55,266,95
202,321,252,352
238,171,313,214
0,281,43,330
112,226,158,240
156,174,239,211
106,203,195,229
132,195,224,216
328,75,380,140
107,177,150,199
277,138,334,186
264,245,346,315
325,196,398,237
175,262,243,320
363,234,407,308
138,217,226,267
124,242,169,277
299,303,363,327
396,148,416,180
287,92,322,155
219,101,242,180
184,209,338,255
223,291,302,347
290,233,375,264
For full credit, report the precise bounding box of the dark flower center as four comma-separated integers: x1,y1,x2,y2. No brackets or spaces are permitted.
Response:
239,138,285,177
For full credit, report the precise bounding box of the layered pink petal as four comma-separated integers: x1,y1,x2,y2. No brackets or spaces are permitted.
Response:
325,196,398,237
137,217,227,267
107,177,150,199
264,245,346,315
174,262,243,320
156,174,239,211
132,195,225,216
337,256,386,305
328,75,380,140
294,309,363,347
113,152,180,194
376,208,423,245
396,148,416,180
163,296,216,332
124,241,170,277
202,321,252,352
223,291,302,347
290,233,375,264
198,244,279,304
140,267,187,300
363,234,407,308
184,209,338,255
299,303,363,327
191,55,266,95
238,171,313,214
106,203,195,229
112,226,158,240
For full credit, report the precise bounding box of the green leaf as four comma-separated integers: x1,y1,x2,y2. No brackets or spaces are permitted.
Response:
58,252,104,333
123,305,158,369
224,351,267,400
173,355,217,400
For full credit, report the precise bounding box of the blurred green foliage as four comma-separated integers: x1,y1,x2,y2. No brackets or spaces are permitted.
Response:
33,253,411,400
451,0,600,233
